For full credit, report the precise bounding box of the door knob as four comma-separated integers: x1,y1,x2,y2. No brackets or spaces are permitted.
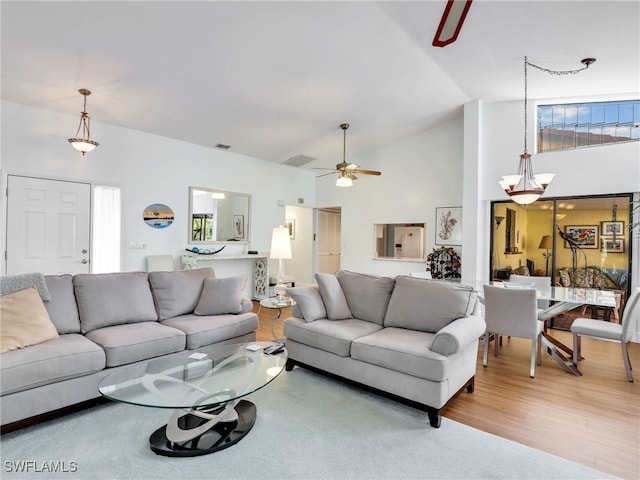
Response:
82,259,88,264
82,249,88,254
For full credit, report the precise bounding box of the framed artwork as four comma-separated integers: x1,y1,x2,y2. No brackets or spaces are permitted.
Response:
435,207,462,246
564,225,598,249
143,203,174,229
601,237,624,253
233,214,245,239
601,221,624,236
284,219,295,239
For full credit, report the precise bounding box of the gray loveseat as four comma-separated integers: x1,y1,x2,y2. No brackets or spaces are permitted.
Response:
283,271,485,428
1,268,258,430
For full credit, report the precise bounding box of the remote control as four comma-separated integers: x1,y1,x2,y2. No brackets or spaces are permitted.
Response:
264,343,285,355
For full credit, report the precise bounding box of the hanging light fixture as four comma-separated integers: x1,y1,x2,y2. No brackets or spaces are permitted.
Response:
499,57,595,205
68,88,99,155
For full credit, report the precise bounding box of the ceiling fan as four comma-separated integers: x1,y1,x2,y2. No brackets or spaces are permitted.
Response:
315,123,382,187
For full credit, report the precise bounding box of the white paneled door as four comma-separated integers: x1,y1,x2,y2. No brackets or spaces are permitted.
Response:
6,175,91,275
316,208,341,274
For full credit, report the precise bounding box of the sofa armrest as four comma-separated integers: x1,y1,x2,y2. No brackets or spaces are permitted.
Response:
430,315,486,356
240,298,253,314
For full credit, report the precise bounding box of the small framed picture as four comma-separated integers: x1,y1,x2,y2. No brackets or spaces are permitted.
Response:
601,221,624,236
233,214,245,239
284,219,295,239
601,237,624,253
435,207,462,246
564,225,598,249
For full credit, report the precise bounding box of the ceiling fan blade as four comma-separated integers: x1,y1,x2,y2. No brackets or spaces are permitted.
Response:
315,171,338,178
312,167,338,171
352,169,381,176
347,172,358,181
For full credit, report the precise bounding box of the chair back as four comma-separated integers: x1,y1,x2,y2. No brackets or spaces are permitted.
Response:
621,287,640,342
146,255,175,272
483,284,540,339
506,274,551,309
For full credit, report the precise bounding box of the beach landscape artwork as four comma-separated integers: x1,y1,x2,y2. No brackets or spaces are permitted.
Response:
143,203,174,229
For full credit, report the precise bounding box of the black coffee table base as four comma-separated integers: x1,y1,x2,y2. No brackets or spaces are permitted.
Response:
149,400,256,457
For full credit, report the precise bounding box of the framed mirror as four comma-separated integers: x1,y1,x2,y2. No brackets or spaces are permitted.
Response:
189,187,251,244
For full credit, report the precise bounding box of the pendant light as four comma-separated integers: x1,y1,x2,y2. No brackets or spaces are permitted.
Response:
499,57,595,205
68,89,99,155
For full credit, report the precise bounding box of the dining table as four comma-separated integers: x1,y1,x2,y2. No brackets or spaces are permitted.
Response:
457,279,618,376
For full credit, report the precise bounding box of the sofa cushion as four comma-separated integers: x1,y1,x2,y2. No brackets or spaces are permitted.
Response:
283,317,382,357
0,334,105,395
336,270,395,325
161,312,259,349
85,322,185,367
0,272,51,301
285,285,326,322
149,268,214,320
384,276,477,333
194,275,247,315
351,327,448,382
74,272,158,334
316,273,352,320
44,274,81,334
1,287,59,354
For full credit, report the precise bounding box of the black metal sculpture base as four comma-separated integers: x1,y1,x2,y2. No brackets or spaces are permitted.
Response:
149,400,256,457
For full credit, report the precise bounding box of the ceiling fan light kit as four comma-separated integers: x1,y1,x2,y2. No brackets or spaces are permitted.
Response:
500,56,595,205
68,88,99,155
314,123,381,187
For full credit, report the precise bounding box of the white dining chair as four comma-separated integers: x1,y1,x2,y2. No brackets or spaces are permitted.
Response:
483,284,544,378
506,274,551,310
571,287,640,382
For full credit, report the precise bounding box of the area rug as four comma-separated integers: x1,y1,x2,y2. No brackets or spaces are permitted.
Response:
1,368,613,480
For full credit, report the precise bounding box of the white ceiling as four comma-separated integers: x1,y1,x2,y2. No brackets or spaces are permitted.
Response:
2,1,639,170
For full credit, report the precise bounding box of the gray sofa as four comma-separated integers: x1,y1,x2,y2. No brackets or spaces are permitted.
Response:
1,268,258,429
283,271,486,428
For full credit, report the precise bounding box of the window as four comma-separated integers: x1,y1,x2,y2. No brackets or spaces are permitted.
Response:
92,185,121,273
537,100,640,152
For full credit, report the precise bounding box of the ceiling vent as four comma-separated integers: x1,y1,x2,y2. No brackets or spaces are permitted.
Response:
282,154,316,167
215,143,231,150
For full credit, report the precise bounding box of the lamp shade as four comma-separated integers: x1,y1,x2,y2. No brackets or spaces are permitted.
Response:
538,235,553,250
270,226,292,259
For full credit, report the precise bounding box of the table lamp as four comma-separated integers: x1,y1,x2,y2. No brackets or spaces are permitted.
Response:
270,226,292,302
538,235,553,276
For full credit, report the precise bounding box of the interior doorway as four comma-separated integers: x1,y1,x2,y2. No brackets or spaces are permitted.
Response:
316,207,341,275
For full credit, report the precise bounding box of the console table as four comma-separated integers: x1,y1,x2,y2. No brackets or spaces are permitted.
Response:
181,253,269,300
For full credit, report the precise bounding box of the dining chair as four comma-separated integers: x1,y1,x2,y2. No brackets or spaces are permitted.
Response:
483,284,544,378
571,287,640,382
506,274,551,310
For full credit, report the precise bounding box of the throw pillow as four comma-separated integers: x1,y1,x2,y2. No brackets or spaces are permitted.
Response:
315,273,352,320
0,286,59,353
0,272,51,302
336,270,395,325
194,275,247,315
286,285,327,322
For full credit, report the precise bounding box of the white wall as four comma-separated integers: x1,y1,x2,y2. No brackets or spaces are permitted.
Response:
316,116,464,277
1,101,317,273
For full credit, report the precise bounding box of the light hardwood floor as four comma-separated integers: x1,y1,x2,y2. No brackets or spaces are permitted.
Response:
253,302,640,480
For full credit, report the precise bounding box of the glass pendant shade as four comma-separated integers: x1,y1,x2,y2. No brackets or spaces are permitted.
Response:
68,89,99,155
336,174,353,187
500,153,548,206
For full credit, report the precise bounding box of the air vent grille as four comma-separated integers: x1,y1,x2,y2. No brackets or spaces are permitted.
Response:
282,154,316,167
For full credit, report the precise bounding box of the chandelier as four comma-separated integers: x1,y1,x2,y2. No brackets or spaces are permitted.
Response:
68,88,99,155
499,57,595,205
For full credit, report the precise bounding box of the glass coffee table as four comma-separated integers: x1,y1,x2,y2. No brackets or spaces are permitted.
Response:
98,342,286,457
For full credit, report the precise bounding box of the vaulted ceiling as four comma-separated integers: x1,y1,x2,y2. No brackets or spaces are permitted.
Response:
2,1,638,170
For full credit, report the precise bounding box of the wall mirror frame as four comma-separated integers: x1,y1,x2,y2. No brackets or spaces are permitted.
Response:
374,223,426,261
189,187,251,244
